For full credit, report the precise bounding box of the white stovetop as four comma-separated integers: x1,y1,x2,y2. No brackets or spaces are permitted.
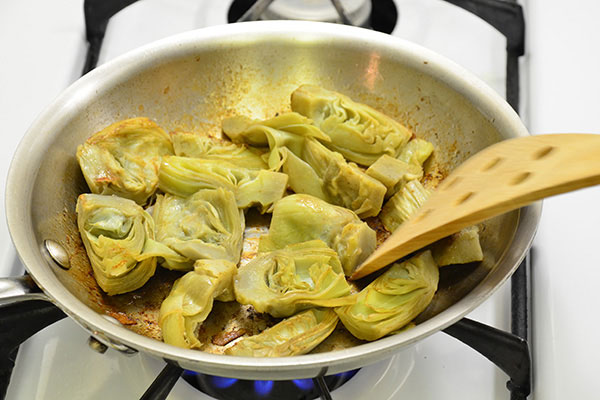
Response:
1,1,599,399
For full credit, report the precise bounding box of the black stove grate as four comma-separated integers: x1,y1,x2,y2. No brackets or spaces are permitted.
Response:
0,1,530,400
228,0,398,34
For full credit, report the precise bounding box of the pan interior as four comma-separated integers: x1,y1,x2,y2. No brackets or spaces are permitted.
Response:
26,29,519,361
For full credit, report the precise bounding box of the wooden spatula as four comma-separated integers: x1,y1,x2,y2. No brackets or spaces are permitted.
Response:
351,133,600,280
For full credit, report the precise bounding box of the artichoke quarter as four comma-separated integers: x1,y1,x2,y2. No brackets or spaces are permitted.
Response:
159,259,237,349
153,188,245,271
76,193,160,295
158,156,288,213
222,111,330,170
259,194,376,276
335,250,439,341
365,154,423,198
76,117,174,205
293,138,386,218
291,85,412,166
225,308,338,357
170,131,268,170
222,111,386,217
380,180,431,233
234,240,355,318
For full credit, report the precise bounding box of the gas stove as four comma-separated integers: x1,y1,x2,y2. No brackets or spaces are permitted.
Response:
2,1,600,399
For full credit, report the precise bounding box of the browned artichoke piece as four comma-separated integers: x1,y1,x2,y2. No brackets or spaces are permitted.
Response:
366,154,423,198
259,194,376,276
291,85,412,166
225,308,338,357
222,112,329,170
157,156,288,213
76,117,174,205
76,193,158,295
380,180,431,233
170,131,268,170
234,240,354,318
153,188,245,271
335,251,439,341
159,259,237,349
430,226,484,267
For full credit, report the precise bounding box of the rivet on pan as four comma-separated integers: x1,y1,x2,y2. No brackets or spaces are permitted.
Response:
43,240,70,269
87,336,108,354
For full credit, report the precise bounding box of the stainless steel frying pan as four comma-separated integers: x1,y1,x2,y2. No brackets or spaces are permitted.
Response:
1,21,539,380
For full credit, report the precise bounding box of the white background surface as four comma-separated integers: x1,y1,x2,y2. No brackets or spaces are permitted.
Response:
1,0,599,398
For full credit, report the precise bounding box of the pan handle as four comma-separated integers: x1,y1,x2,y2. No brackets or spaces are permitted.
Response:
0,275,49,306
0,276,66,399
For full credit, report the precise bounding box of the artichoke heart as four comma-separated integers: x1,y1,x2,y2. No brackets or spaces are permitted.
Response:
153,188,245,271
430,225,484,267
380,180,431,233
234,240,355,318
397,138,434,167
294,139,387,218
291,85,412,166
223,111,386,217
171,131,268,170
158,156,288,213
366,154,423,198
76,193,159,295
335,251,439,341
225,308,338,357
76,117,174,205
259,194,376,276
222,112,330,170
159,259,237,349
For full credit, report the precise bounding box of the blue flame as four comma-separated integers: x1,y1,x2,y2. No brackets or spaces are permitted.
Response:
292,378,314,391
211,376,238,389
254,380,274,396
336,370,356,380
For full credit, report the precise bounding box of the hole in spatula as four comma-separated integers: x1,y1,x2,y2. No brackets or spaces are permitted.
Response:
532,145,555,160
511,171,531,185
456,192,475,205
481,157,503,172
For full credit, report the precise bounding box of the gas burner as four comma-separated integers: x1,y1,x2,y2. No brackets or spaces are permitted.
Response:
182,370,359,400
227,0,398,34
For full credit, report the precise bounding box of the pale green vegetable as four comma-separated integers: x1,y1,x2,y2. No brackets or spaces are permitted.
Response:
153,188,245,271
259,194,376,276
222,112,330,170
234,240,355,318
170,131,267,170
158,156,288,213
430,226,484,267
397,138,434,167
335,251,439,341
282,139,387,218
76,193,159,295
380,180,431,232
77,117,174,205
366,155,423,197
301,139,387,218
159,259,237,349
291,85,412,166
225,308,338,357
223,112,386,217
